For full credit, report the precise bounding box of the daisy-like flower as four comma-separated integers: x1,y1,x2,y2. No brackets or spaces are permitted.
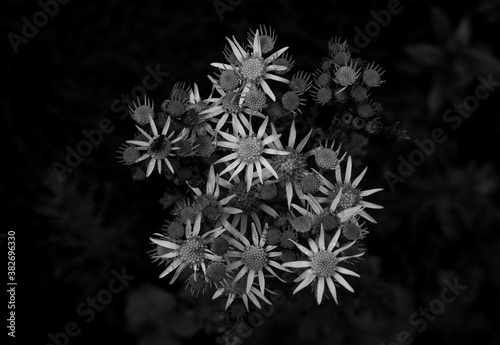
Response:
218,172,278,234
201,77,266,132
333,60,361,92
190,165,242,225
150,214,224,284
223,220,288,294
294,190,362,232
126,114,187,177
211,29,290,105
283,226,363,304
181,83,217,139
128,95,155,125
266,120,314,208
315,156,383,223
161,82,191,117
246,25,277,55
312,139,346,171
214,116,289,191
212,273,272,311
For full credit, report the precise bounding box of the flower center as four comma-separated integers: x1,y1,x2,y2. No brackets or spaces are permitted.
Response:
224,277,248,296
290,215,313,233
148,136,172,159
230,182,260,213
272,149,305,182
313,212,339,232
241,245,267,271
219,70,241,91
244,88,267,111
222,92,241,116
314,147,339,170
238,135,263,163
178,238,205,265
328,183,361,210
335,66,358,86
182,109,201,128
132,105,154,125
206,262,227,283
241,57,265,81
310,250,338,277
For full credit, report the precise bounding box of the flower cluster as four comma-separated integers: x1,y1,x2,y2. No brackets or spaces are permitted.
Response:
117,25,389,340
310,37,389,136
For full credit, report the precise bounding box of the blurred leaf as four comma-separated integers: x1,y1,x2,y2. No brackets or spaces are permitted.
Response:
405,44,444,66
452,17,471,46
431,6,453,42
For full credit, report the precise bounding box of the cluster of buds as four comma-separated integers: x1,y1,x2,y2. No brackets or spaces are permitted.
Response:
311,37,386,135
116,25,386,337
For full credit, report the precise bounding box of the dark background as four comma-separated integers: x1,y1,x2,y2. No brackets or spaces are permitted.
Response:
2,0,500,344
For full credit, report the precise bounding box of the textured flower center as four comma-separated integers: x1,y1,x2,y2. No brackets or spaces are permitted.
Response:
260,35,275,54
299,174,321,194
316,87,333,104
187,272,207,290
132,105,154,125
178,238,205,265
351,86,368,102
148,136,172,159
244,88,267,111
342,222,361,240
317,72,332,86
329,184,361,210
313,213,339,232
226,277,247,296
166,221,184,239
290,215,313,233
272,149,305,181
363,69,381,87
259,183,277,200
238,135,263,163
194,135,216,157
156,244,173,257
122,147,140,164
222,92,241,115
206,262,227,283
335,66,358,86
241,57,265,81
220,70,241,91
242,245,267,271
230,182,260,213
210,237,229,255
357,103,373,118
267,101,284,119
182,109,201,127
282,91,300,111
168,100,186,117
315,147,339,170
310,250,338,277
290,77,308,93
333,51,350,65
